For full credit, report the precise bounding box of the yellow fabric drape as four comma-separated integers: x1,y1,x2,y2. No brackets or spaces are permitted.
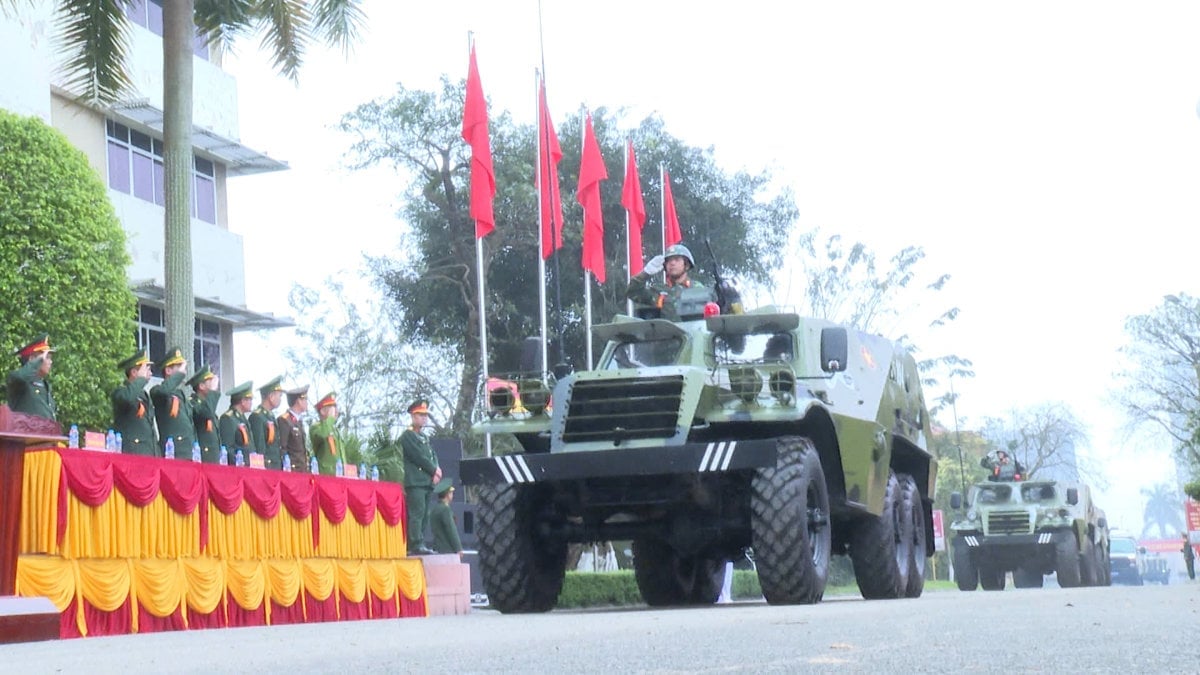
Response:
316,511,406,560
132,559,187,622
395,559,426,601
62,490,203,560
181,557,225,615
265,558,302,607
20,449,62,555
224,559,266,612
336,559,367,603
300,558,335,602
207,505,314,560
14,555,74,610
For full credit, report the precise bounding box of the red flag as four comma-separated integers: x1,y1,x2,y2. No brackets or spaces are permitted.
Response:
663,169,682,248
461,45,495,239
578,112,608,283
537,80,564,259
621,140,645,276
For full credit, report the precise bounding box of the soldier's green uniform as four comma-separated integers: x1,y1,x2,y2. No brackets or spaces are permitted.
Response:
188,366,222,463
625,244,713,321
248,376,284,470
402,399,439,554
150,347,194,460
111,349,157,456
309,392,341,476
430,480,462,554
219,381,253,464
6,335,57,420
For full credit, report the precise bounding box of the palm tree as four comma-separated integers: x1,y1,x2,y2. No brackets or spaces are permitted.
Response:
1141,483,1184,539
2,0,363,350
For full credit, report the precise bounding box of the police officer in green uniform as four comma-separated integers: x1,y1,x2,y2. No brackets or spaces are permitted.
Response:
150,347,194,459
6,335,57,420
309,392,342,475
111,349,156,455
277,385,310,472
249,376,284,470
402,399,441,555
188,365,222,463
219,381,253,464
430,479,463,557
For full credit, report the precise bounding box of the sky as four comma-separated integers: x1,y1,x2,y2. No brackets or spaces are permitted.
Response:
222,1,1200,533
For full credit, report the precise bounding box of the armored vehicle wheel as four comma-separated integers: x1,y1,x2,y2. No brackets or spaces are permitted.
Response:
476,484,567,613
1080,545,1099,586
952,545,978,591
1054,537,1082,588
899,474,927,598
1013,566,1044,588
750,436,831,605
1097,544,1112,586
979,564,1006,591
632,539,723,605
849,472,910,599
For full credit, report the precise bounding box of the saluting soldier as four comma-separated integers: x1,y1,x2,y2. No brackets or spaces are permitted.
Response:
249,376,284,469
402,399,441,555
277,385,310,472
309,392,342,476
150,347,194,459
219,381,254,464
188,365,222,463
111,349,156,455
6,334,57,420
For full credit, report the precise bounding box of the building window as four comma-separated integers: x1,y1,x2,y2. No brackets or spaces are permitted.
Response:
106,120,218,224
135,303,223,379
124,0,210,60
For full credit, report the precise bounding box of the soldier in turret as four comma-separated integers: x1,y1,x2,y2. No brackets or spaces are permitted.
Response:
982,449,1026,481
626,244,705,320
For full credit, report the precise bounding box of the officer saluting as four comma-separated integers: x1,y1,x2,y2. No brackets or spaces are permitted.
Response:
249,376,284,469
7,334,57,420
111,349,156,455
309,392,341,475
150,347,194,459
277,385,310,472
219,381,254,464
188,365,221,463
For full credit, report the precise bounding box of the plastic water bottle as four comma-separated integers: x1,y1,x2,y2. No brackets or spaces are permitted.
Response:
282,455,291,472
192,441,201,463
164,437,174,460
219,445,228,466
105,429,116,451
68,424,79,449
358,463,367,479
235,449,244,467
371,465,379,481
115,432,123,452
310,457,318,474
335,458,343,477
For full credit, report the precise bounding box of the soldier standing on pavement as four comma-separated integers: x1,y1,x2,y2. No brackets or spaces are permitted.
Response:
219,381,254,464
249,376,284,469
309,392,342,475
111,349,156,455
188,365,221,463
402,399,441,555
151,347,195,459
6,334,57,420
277,385,309,472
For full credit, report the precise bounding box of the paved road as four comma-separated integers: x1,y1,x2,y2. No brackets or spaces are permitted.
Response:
4,583,1196,673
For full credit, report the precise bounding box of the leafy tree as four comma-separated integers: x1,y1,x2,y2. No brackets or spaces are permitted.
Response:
0,109,135,429
1,0,364,351
979,402,1093,483
339,78,797,434
1114,293,1200,477
1139,483,1184,539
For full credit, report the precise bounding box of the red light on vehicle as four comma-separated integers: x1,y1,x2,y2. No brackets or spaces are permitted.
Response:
704,302,720,317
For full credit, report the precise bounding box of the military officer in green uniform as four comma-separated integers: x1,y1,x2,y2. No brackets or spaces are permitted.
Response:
188,365,222,463
402,399,441,555
625,244,707,319
111,349,156,455
277,385,310,472
249,376,284,470
309,392,342,475
219,381,253,464
150,347,194,459
6,335,57,420
430,479,463,557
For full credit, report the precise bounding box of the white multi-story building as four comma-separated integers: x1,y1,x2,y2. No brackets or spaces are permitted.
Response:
0,1,289,381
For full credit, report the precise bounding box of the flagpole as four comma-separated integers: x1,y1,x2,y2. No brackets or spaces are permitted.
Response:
466,33,492,458
582,105,594,369
625,139,633,316
535,70,549,383
660,163,668,285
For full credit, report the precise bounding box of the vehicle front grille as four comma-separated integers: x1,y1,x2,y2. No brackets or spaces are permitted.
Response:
562,375,684,444
985,510,1032,535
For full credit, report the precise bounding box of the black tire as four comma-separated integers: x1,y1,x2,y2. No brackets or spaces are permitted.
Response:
632,539,724,606
849,471,909,599
952,543,978,591
1099,546,1112,586
899,474,927,598
1080,545,1099,586
750,436,831,605
979,564,1006,591
1013,566,1044,588
1054,537,1082,588
476,484,567,613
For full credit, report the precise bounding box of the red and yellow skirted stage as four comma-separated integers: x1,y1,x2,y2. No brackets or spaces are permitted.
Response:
14,448,427,637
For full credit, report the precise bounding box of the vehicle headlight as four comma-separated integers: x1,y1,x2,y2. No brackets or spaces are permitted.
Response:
966,509,977,521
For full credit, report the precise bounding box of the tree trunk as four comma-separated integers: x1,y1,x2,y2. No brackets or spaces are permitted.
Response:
162,2,196,355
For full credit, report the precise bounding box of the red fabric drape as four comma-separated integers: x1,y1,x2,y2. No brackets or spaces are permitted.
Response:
399,594,426,618
269,600,306,626
82,597,133,637
339,596,369,622
185,606,225,631
225,591,266,627
304,591,337,623
369,594,398,619
137,602,186,633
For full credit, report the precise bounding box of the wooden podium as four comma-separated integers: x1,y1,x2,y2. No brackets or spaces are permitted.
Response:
0,405,64,643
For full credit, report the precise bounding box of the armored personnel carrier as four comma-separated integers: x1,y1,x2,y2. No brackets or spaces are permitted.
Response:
948,478,1111,589
460,304,936,612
